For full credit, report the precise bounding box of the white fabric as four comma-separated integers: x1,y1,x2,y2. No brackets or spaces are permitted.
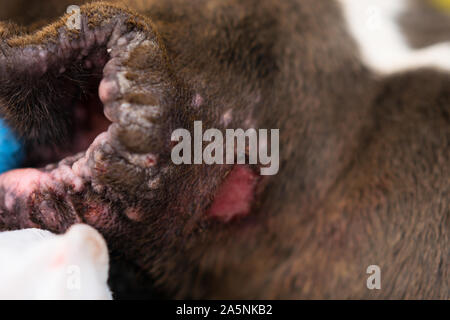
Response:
0,224,112,300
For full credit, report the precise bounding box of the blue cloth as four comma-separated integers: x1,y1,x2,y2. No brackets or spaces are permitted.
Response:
0,118,24,173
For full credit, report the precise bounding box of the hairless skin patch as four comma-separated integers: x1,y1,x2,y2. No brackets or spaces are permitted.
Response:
207,165,258,222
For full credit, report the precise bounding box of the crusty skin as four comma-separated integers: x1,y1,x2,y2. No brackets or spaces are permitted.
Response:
0,0,448,299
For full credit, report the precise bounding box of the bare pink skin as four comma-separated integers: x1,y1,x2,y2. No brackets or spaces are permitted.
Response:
99,79,118,104
207,166,258,222
0,169,48,212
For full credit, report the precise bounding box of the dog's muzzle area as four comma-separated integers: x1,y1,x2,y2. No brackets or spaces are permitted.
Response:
0,6,170,232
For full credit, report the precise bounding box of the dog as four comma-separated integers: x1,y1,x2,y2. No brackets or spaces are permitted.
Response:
0,0,448,298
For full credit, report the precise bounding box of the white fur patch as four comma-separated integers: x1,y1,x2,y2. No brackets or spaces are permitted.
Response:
338,0,450,74
0,224,112,300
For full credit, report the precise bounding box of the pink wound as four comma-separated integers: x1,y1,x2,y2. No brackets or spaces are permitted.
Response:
207,165,258,222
